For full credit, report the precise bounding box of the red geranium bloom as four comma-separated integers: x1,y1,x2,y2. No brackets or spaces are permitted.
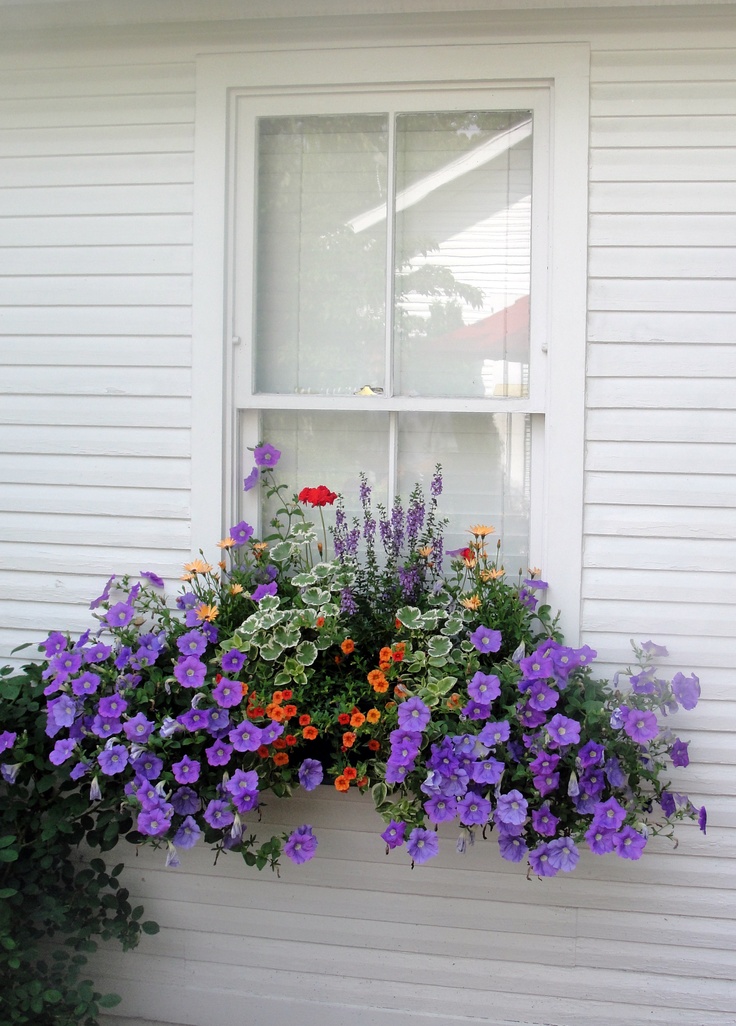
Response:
298,485,338,507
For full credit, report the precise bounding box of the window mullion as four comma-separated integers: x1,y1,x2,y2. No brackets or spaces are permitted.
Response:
384,111,397,398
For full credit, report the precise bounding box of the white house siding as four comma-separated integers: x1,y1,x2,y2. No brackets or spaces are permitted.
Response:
0,59,195,665
1,12,735,1026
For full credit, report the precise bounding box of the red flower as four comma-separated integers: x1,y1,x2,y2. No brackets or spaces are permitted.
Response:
298,485,338,508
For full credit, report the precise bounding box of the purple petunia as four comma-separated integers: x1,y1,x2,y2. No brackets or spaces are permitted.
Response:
230,520,254,546
671,672,701,711
623,708,659,744
243,466,259,491
140,570,165,588
498,833,528,863
173,656,207,689
457,793,491,827
212,678,243,708
469,626,502,655
298,758,324,792
670,738,690,767
221,649,247,674
585,823,616,855
528,843,558,877
406,826,439,864
284,824,318,865
172,755,201,785
467,671,501,703
203,799,234,830
592,796,627,831
546,836,579,872
173,816,202,851
612,825,647,860
424,795,458,824
495,789,528,828
381,820,406,850
97,744,128,776
397,696,431,734
0,731,17,755
251,582,278,602
104,602,135,628
229,720,263,752
546,714,581,748
253,443,281,469
50,738,76,765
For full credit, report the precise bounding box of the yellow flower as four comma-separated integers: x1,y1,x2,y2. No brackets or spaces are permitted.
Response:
480,567,505,582
469,524,495,538
461,595,481,610
417,545,433,558
230,583,244,595
195,603,219,622
183,559,213,574
217,537,236,549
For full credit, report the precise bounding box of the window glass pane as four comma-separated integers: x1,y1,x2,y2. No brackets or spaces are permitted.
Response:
255,411,390,537
393,111,532,399
255,115,388,395
249,411,529,572
397,412,530,570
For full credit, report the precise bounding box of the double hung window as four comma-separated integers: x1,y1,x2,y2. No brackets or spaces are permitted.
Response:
231,86,550,567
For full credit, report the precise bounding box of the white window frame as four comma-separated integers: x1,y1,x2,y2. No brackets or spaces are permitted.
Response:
192,42,590,640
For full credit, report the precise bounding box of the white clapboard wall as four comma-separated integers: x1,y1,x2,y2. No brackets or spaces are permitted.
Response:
0,60,195,664
0,18,734,1026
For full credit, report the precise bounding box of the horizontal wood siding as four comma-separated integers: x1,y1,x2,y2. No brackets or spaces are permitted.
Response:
0,60,195,663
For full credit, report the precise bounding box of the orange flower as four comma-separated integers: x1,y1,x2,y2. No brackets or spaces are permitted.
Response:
334,655,342,665
343,766,357,781
334,775,350,792
366,708,381,724
281,689,293,701
367,669,387,688
273,752,289,767
271,691,284,704
283,704,298,720
394,683,409,699
266,704,285,722
368,739,381,751
372,676,389,694
461,595,481,611
195,603,219,622
379,660,392,672
230,583,244,595
272,738,287,750
180,572,194,581
240,682,249,698
316,617,325,628
341,638,355,655
217,537,236,549
183,559,212,574
342,731,356,748
256,745,269,758
469,524,495,538
285,734,297,746
218,560,227,570
395,618,402,629
299,714,311,726
303,726,318,740
337,712,351,726
446,693,461,709
247,705,265,719
392,643,405,661
356,776,368,789
379,647,393,662
350,711,366,728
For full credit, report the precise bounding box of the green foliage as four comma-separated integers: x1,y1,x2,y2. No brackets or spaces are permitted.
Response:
0,663,157,1026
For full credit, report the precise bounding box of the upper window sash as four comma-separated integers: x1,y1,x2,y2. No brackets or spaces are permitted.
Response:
230,85,550,416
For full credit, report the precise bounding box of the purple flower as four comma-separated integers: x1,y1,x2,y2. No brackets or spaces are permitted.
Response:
547,836,579,872
467,671,501,703
546,714,581,748
137,807,172,837
498,833,528,862
623,708,659,744
173,656,207,689
519,653,554,680
612,825,647,860
104,602,135,628
478,721,510,747
660,791,676,818
253,443,281,468
530,751,560,775
42,631,69,657
699,806,707,834
469,626,502,655
527,683,559,713
123,713,155,743
381,820,406,850
97,744,128,776
50,738,75,765
89,576,116,611
243,466,259,491
98,694,127,719
585,823,616,855
671,672,700,710
71,671,101,697
177,630,207,657
593,796,627,831
397,696,431,734
528,843,558,877
84,642,112,664
229,720,263,752
230,520,254,546
284,824,318,865
641,639,669,658
141,570,165,588
45,694,77,737
670,738,690,767
203,799,234,830
205,740,233,767
385,760,411,785
461,699,492,721
298,758,323,792
577,740,605,769
173,816,202,850
532,805,559,837
261,721,284,745
0,731,17,755
131,753,163,780
171,786,200,815
495,790,528,827
172,755,200,784
406,827,439,864
604,755,627,788
424,795,458,824
221,649,246,674
533,772,560,797
457,793,491,827
70,762,89,782
251,582,277,602
212,678,243,708
471,757,504,785
178,707,211,732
